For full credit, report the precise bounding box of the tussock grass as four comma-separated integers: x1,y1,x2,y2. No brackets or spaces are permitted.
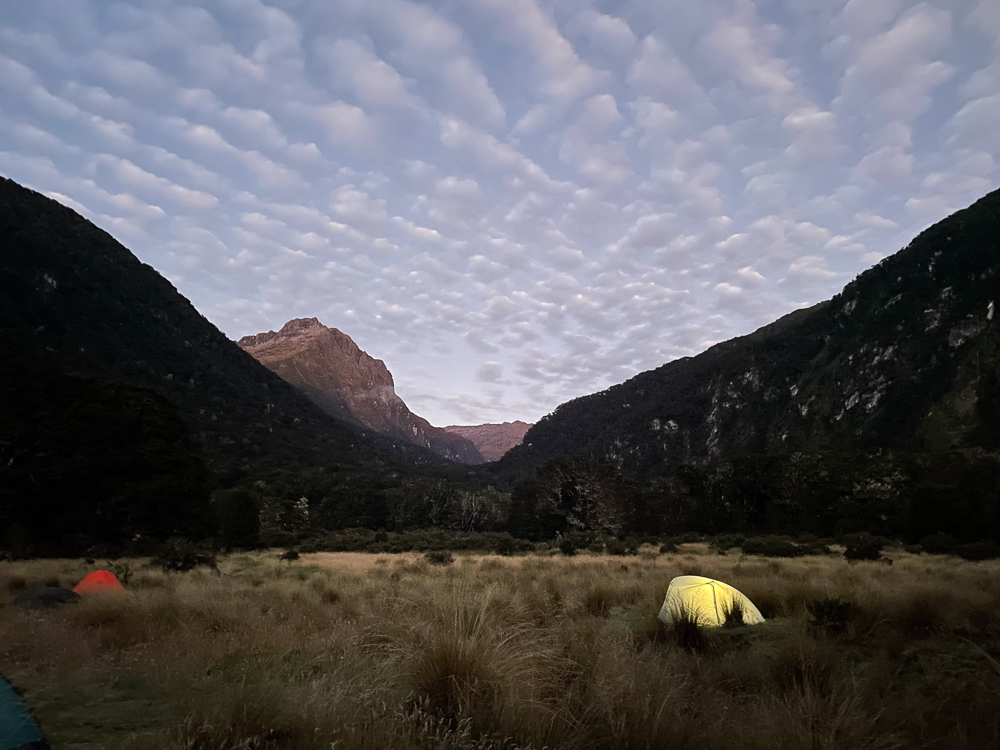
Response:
1,551,999,749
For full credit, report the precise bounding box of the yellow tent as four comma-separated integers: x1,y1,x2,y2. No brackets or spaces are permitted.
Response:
657,575,765,627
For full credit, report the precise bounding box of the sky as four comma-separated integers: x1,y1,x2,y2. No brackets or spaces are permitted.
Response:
1,0,998,427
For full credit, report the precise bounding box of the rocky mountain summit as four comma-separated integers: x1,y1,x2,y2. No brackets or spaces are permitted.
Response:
444,421,532,462
239,319,484,464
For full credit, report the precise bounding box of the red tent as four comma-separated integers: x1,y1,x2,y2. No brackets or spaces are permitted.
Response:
73,570,124,594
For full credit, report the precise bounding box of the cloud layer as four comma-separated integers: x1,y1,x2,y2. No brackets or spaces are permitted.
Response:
1,0,997,425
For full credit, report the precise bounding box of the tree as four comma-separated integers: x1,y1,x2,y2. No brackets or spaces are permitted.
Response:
214,487,260,549
513,455,632,539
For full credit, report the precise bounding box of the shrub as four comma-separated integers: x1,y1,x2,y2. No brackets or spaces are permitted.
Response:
605,540,637,556
920,533,958,555
658,541,678,554
672,532,705,544
558,537,577,556
424,550,454,566
108,561,133,586
296,529,533,554
712,534,746,553
152,538,217,572
843,533,884,561
741,536,803,558
493,535,516,556
258,528,296,549
280,548,300,562
956,540,1000,561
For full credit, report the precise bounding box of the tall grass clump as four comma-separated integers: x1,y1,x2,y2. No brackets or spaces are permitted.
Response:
722,597,746,628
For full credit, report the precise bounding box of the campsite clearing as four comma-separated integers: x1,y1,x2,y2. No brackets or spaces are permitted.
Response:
1,549,999,749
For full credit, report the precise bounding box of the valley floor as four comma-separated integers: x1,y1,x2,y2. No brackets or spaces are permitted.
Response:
1,548,999,749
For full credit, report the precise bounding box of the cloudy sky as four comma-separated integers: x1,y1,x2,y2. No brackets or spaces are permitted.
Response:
2,0,997,426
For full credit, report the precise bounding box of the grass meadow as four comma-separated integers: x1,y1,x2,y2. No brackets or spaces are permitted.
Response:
1,546,999,750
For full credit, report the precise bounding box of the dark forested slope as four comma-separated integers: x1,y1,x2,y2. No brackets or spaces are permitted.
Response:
0,177,453,553
498,188,1000,482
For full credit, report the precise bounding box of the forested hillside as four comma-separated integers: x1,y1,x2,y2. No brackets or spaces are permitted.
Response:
494,188,1000,543
0,178,468,555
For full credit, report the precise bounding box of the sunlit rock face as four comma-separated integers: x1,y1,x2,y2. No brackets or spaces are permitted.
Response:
444,421,533,462
240,318,485,464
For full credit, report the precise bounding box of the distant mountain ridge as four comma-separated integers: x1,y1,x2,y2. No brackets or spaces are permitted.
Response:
497,187,1000,483
444,421,532,462
239,318,485,464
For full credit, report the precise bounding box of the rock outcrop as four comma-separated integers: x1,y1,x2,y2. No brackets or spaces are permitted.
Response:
444,421,532,462
239,319,485,464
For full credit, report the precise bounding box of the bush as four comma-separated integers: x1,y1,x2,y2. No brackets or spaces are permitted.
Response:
424,550,454,566
801,540,832,555
558,537,578,556
920,533,958,555
294,529,530,554
494,535,516,556
955,540,1000,561
280,548,300,562
671,532,705,544
658,541,678,554
108,561,133,586
152,538,217,572
843,533,884,562
711,534,746,553
741,536,803,558
605,540,637,556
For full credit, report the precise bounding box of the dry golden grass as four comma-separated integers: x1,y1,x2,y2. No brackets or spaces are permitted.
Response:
1,549,999,749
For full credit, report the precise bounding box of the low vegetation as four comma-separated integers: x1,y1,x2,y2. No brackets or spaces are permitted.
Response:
2,547,999,749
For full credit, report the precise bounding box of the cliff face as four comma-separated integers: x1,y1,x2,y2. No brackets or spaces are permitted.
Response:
496,187,1000,483
239,319,485,464
444,421,532,462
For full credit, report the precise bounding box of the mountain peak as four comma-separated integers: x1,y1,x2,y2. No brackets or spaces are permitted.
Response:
240,319,485,464
280,317,325,333
444,421,533,462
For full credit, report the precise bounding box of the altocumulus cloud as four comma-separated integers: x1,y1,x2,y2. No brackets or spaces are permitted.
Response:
0,0,997,425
